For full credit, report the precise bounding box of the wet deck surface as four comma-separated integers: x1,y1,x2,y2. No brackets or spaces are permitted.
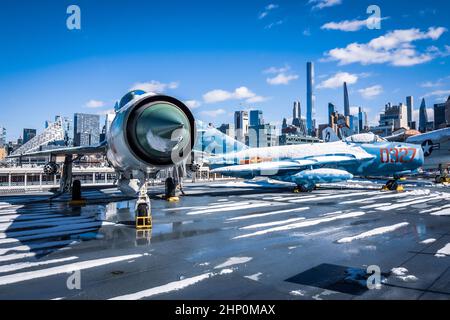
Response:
0,180,449,300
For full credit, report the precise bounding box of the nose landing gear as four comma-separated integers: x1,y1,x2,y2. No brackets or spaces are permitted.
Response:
135,183,152,230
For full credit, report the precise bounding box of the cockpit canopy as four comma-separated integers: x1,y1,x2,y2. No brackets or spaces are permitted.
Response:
345,133,386,143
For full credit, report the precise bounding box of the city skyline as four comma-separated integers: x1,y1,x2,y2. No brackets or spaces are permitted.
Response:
1,0,449,140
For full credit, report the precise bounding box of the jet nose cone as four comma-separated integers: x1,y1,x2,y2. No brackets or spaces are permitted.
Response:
133,102,192,156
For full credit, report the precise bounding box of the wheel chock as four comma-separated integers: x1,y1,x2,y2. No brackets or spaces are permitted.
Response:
167,196,179,202
136,215,152,229
396,185,404,192
381,186,389,191
69,199,87,206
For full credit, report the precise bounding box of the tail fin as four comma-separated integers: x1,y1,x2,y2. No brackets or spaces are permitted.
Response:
194,120,248,156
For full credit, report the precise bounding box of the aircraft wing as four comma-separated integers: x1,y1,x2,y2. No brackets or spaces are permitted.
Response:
210,154,370,177
7,142,107,158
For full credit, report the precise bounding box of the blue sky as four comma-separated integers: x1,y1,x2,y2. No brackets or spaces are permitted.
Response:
0,0,449,140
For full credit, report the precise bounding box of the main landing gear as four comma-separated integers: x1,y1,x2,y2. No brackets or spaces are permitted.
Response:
435,164,450,184
294,184,315,193
165,177,179,202
382,178,404,192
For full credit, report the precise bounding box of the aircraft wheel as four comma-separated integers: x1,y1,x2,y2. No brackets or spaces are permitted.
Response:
165,177,176,199
435,175,444,184
388,180,398,191
295,185,314,193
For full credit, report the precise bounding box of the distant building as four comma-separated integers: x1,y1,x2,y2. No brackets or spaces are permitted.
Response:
419,98,429,133
328,103,335,126
433,96,450,129
11,118,65,156
0,147,6,161
292,101,301,126
279,134,320,145
249,110,263,127
0,127,6,147
349,115,359,134
248,123,278,148
74,113,100,147
406,96,414,128
344,82,350,117
100,113,116,142
23,128,37,144
371,102,408,137
234,111,249,144
218,123,235,140
306,62,315,136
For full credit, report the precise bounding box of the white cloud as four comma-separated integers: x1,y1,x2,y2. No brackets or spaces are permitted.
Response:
309,0,342,10
323,27,447,67
350,106,358,115
259,3,278,19
203,87,267,104
421,80,443,88
85,99,105,108
200,109,226,117
263,65,290,74
265,20,283,29
303,28,311,36
358,85,383,99
316,72,358,89
422,89,450,99
321,17,387,32
184,100,201,109
267,73,299,85
130,80,179,93
246,95,270,103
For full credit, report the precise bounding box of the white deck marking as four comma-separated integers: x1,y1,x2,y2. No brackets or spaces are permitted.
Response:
288,191,376,203
337,222,409,243
0,254,142,286
0,240,77,255
110,268,236,300
241,217,306,230
214,257,252,269
234,211,365,239
109,271,216,300
187,202,286,215
0,252,36,263
420,238,436,244
228,207,309,221
0,256,78,273
435,243,450,257
375,196,444,211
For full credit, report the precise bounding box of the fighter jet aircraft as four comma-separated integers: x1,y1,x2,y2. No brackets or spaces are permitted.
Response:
209,133,424,192
8,90,197,216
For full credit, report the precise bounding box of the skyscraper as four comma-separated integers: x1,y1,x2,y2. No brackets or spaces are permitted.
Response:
292,101,302,127
406,96,414,128
328,103,335,126
23,128,37,144
249,110,263,127
293,101,301,120
343,82,350,117
419,98,428,133
306,62,314,136
234,111,249,144
358,107,363,133
73,113,100,146
433,96,450,129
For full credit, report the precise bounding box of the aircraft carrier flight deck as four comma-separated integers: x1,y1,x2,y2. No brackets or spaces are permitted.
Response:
0,179,449,300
